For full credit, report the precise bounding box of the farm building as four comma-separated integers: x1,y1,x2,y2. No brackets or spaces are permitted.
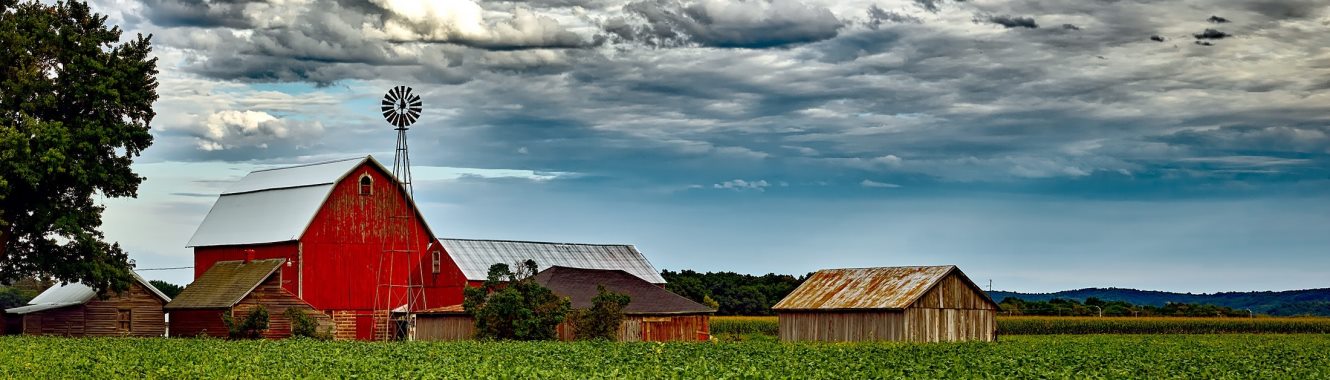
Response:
3,272,170,337
184,156,466,340
772,265,998,342
415,266,711,342
440,239,667,286
165,258,332,339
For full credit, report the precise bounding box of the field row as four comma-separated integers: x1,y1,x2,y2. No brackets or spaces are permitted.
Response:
2,335,1328,378
711,316,1330,336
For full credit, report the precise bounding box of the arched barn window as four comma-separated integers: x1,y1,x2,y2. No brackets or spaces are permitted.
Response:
359,173,373,196
431,250,442,274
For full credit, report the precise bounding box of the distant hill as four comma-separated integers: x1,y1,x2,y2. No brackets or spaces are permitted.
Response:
987,288,1330,317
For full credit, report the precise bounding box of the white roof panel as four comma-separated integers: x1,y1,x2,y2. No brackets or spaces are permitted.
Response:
441,239,667,284
186,185,333,247
223,157,364,195
6,271,168,314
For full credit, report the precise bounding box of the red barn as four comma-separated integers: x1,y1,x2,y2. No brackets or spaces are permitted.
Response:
184,156,468,340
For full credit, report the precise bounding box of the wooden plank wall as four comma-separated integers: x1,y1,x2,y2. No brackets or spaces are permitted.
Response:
22,282,167,337
777,310,905,342
168,309,229,338
232,273,333,339
904,272,997,342
415,315,475,341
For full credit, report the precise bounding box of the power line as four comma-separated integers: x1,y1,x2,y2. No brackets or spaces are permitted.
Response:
136,266,193,271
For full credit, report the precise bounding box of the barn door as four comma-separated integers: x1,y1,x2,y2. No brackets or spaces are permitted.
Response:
356,315,375,340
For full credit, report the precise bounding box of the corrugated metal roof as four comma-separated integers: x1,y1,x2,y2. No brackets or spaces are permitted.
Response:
222,157,364,195
186,184,333,247
5,271,170,314
165,259,285,310
441,239,667,284
535,267,712,315
772,266,958,310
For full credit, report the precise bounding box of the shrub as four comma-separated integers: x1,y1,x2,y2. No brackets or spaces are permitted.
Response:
223,306,270,340
284,308,330,340
572,285,630,341
463,260,571,341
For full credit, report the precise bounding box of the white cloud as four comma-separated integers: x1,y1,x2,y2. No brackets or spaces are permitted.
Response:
187,110,325,151
713,179,771,191
860,179,901,188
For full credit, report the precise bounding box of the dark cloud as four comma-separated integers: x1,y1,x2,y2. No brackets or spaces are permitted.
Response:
1238,0,1327,19
913,0,941,13
1194,40,1213,46
1150,35,1165,42
1207,15,1230,23
139,0,254,28
866,5,922,28
606,0,844,48
978,14,1038,29
1061,23,1080,31
1194,29,1231,39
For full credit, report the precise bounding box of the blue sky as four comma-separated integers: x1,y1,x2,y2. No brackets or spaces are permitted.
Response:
85,0,1330,293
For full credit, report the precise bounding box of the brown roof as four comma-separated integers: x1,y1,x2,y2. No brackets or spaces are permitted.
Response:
164,259,285,310
772,265,997,310
534,266,714,315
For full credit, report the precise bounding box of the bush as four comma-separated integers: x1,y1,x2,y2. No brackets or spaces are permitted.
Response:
572,285,630,341
223,306,270,340
463,260,571,341
284,308,330,340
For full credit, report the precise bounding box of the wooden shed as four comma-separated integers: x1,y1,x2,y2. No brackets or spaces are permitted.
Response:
165,258,331,338
3,272,170,337
772,265,998,342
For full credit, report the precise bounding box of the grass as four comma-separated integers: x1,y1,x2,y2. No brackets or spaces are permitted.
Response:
2,334,1329,378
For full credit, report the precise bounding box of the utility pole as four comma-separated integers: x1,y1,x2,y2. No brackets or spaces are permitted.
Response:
988,279,992,293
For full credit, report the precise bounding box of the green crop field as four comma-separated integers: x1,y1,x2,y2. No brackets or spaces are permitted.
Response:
712,316,1330,336
2,334,1329,379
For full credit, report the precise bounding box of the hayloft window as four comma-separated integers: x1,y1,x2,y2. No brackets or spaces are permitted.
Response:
117,309,132,333
359,173,373,196
431,250,441,274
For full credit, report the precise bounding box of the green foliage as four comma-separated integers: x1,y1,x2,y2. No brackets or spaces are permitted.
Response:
222,306,270,340
660,270,806,315
989,287,1330,317
999,297,1255,317
283,308,330,340
0,286,35,310
0,0,158,295
463,260,571,341
711,316,778,336
998,316,1330,335
147,280,182,299
2,335,1330,378
571,285,630,341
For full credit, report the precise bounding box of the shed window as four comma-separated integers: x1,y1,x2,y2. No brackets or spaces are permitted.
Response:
431,250,441,274
359,174,373,196
117,309,132,333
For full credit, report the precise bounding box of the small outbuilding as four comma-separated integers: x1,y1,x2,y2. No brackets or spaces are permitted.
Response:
3,272,170,337
772,265,998,342
165,258,331,338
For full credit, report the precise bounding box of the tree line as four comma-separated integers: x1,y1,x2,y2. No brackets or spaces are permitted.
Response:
999,297,1257,317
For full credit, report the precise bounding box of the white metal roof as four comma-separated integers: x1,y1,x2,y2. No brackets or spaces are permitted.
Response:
5,272,170,314
186,184,334,247
440,238,667,284
222,157,364,195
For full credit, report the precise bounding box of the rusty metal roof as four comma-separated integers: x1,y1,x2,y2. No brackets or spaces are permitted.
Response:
164,259,284,310
773,266,966,310
441,239,666,284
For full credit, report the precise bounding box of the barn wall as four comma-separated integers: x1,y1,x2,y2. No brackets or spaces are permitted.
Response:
910,272,996,310
82,281,167,337
23,306,85,336
903,308,995,342
415,314,475,341
232,273,333,339
168,309,228,338
300,162,466,312
194,242,300,295
777,310,906,342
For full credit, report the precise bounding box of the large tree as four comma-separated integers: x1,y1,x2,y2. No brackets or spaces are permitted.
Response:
0,0,157,293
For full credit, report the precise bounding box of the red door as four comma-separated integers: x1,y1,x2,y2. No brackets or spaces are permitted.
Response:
356,315,374,340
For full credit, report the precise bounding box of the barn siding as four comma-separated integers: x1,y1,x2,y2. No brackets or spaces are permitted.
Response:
777,311,906,342
19,282,166,337
23,306,84,336
168,309,228,338
194,243,301,296
903,272,997,342
910,273,996,310
415,314,475,341
231,273,333,339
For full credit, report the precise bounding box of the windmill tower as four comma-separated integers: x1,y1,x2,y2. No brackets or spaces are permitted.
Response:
374,85,426,340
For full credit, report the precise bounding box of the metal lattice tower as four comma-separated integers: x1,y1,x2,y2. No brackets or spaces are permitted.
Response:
374,86,426,341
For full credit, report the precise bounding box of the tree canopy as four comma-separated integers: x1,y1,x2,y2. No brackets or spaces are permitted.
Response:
0,0,157,294
462,260,571,341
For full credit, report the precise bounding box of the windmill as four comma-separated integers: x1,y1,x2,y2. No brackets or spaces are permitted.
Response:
374,86,425,340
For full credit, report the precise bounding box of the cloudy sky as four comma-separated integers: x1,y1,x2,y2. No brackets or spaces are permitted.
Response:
85,0,1329,292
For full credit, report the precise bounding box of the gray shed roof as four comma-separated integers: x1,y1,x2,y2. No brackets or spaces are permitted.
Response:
5,271,170,315
440,239,667,284
186,156,433,247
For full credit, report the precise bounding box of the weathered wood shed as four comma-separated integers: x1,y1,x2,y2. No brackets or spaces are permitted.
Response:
165,258,331,338
773,266,998,342
3,272,170,337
